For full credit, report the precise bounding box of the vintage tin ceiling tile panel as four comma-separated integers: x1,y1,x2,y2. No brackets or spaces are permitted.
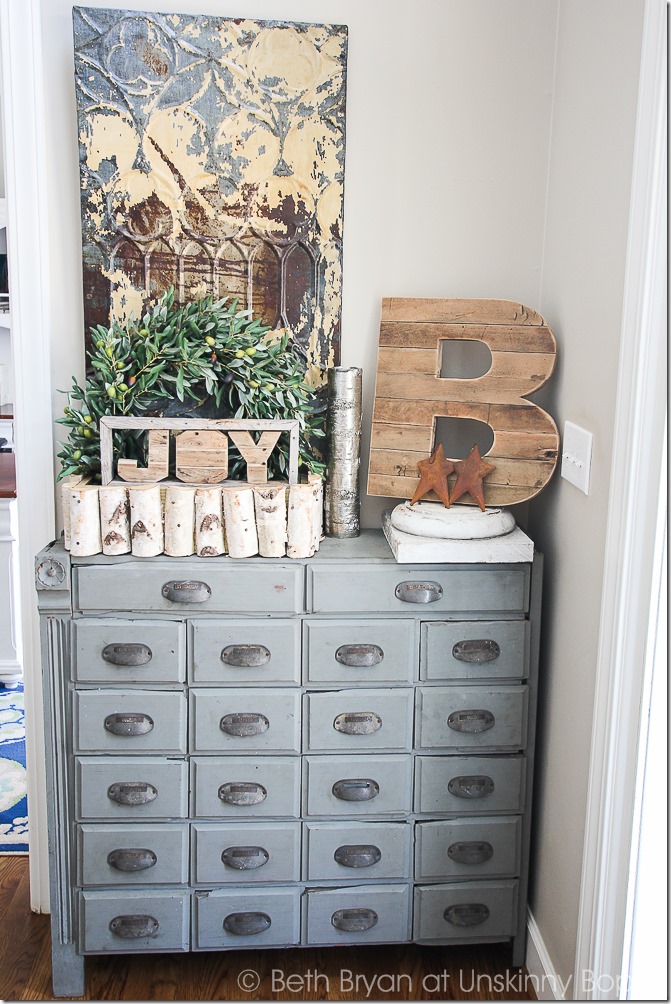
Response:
73,7,348,383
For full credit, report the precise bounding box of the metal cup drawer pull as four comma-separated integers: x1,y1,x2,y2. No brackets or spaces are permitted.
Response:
109,914,159,939
395,580,443,604
161,580,211,604
334,844,382,869
107,781,158,805
221,644,271,668
447,709,495,734
104,713,154,737
221,845,270,870
102,643,152,667
107,848,158,872
443,903,490,927
452,639,501,663
332,778,380,802
447,775,495,799
223,911,271,936
332,908,379,932
220,713,270,738
335,644,384,668
218,781,267,806
447,841,494,865
333,712,382,736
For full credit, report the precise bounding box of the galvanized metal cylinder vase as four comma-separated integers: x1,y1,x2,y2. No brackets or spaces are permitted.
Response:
325,366,362,538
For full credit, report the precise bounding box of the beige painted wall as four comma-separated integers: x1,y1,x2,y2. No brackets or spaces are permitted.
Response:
40,0,558,527
527,0,646,988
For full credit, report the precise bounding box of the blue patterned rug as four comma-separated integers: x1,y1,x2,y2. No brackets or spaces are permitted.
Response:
0,682,28,853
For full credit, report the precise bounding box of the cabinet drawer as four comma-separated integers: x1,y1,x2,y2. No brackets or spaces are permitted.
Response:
75,561,303,614
73,619,185,684
415,817,522,881
414,756,526,815
194,886,301,948
192,619,300,685
76,756,188,820
77,823,188,886
413,881,519,942
305,821,412,881
190,689,300,754
421,620,529,681
415,686,528,751
74,690,186,754
304,884,410,945
304,620,416,685
304,689,413,752
192,822,301,884
309,565,529,614
191,756,301,819
305,755,412,817
79,889,190,953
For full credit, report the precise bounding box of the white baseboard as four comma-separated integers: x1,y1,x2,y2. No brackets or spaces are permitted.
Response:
527,908,572,1000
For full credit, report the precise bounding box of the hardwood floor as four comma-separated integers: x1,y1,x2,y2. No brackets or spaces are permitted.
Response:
0,857,536,1001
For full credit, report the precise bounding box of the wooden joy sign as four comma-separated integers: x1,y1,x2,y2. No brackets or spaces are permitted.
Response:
368,298,560,506
99,417,300,487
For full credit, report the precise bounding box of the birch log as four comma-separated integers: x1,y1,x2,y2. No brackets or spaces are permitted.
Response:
287,482,320,559
222,487,259,558
129,485,164,557
195,487,225,557
69,485,101,556
99,486,131,555
61,475,84,550
253,485,287,557
308,474,324,552
164,485,196,556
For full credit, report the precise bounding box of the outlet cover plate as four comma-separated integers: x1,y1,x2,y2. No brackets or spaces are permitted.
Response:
561,421,593,494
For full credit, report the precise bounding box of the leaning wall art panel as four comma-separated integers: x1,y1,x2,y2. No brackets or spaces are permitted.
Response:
73,6,348,385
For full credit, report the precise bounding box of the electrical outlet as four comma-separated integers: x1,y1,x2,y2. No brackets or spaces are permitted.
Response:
561,421,593,494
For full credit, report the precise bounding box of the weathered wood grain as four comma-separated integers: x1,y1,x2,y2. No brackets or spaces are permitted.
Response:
100,417,300,486
368,472,533,506
370,422,435,453
117,429,169,482
175,430,229,484
369,298,559,506
374,371,555,404
491,430,560,462
379,321,556,353
368,448,442,478
381,297,545,325
228,430,282,484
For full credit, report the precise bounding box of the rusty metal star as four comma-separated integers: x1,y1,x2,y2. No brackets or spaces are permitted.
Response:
410,443,455,508
450,444,496,511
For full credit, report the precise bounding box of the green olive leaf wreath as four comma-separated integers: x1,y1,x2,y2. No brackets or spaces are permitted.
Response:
57,288,326,483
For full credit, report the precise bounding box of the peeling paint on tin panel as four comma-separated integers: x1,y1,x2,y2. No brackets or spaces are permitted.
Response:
73,7,347,378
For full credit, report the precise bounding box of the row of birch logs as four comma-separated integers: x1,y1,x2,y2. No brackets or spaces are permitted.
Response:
62,478,323,559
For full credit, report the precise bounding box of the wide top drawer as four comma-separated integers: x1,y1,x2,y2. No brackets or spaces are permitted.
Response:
308,565,530,615
75,561,304,614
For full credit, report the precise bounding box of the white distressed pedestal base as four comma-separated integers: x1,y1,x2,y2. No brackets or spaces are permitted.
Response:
382,503,534,563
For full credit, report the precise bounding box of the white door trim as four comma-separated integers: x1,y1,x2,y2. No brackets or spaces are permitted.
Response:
573,0,667,996
0,0,55,911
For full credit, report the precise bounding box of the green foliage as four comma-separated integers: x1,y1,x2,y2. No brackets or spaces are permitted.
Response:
57,289,326,482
